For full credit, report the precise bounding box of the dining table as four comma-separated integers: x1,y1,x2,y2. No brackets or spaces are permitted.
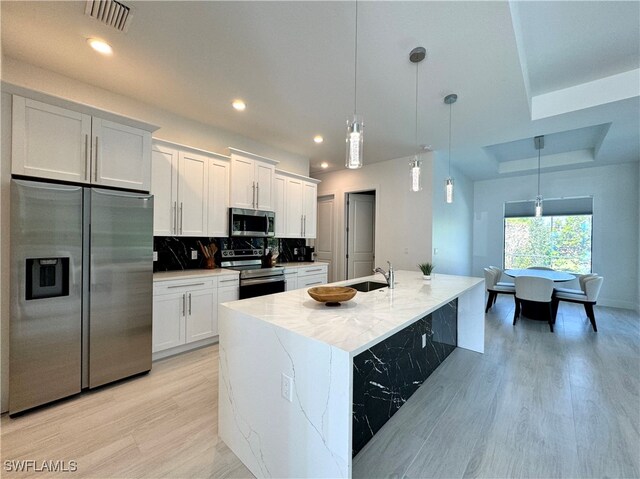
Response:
504,268,575,282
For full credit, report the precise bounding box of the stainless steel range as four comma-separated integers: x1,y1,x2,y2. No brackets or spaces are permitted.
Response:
220,248,285,299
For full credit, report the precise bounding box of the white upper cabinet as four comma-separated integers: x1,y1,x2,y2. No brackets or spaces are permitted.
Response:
229,149,278,211
151,144,179,236
11,95,155,191
92,118,151,191
151,139,230,237
178,151,209,237
207,156,230,237
303,181,318,238
273,174,287,237
274,169,320,239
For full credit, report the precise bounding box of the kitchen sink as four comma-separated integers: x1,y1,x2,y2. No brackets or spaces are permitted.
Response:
348,281,388,292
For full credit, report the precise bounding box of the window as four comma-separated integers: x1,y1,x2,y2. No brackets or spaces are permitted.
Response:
504,215,592,273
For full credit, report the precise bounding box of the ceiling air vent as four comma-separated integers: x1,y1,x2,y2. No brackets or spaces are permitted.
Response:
85,0,134,33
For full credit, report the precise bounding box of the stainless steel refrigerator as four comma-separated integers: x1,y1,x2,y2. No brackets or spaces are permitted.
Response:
10,179,153,414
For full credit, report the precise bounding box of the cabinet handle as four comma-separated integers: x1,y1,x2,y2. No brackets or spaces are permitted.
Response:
252,181,256,208
84,134,90,182
180,202,184,235
188,293,192,315
301,215,304,237
306,281,323,286
182,293,186,316
168,282,205,288
94,136,99,182
303,214,306,236
172,201,177,234
256,182,260,208
305,268,323,273
219,278,238,283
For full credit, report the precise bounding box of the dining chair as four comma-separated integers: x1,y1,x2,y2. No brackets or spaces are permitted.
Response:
513,276,555,332
484,268,515,313
554,273,597,295
527,266,554,270
553,275,604,332
489,265,514,287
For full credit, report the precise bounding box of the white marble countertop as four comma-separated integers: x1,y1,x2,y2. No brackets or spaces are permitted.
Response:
276,261,328,269
153,268,240,282
223,270,483,355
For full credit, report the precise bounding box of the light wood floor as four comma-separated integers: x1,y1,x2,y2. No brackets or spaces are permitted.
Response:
2,298,638,478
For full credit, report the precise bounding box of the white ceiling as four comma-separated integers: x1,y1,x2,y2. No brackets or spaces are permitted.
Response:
1,1,638,180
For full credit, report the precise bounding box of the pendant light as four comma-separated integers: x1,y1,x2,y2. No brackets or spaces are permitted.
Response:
534,135,544,217
444,93,457,203
346,0,363,169
409,47,426,192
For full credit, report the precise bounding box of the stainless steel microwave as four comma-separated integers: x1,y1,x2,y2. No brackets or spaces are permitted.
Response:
229,208,275,237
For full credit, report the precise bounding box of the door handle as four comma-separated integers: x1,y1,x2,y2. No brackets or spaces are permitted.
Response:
180,202,184,235
94,136,99,182
256,183,260,208
84,134,90,182
188,293,192,315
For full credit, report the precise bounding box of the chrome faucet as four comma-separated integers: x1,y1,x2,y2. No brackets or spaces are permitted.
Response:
374,261,395,289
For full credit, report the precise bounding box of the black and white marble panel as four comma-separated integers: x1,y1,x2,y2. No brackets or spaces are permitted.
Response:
352,299,457,456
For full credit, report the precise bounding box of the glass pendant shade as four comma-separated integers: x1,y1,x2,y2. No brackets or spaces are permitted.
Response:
445,177,454,203
535,195,543,217
410,157,422,192
345,116,364,169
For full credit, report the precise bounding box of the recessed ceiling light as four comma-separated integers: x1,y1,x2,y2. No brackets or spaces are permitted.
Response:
320,162,329,169
232,100,246,111
313,135,324,144
87,38,113,55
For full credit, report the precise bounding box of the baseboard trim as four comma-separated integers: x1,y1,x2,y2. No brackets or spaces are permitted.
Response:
152,336,219,362
597,298,637,310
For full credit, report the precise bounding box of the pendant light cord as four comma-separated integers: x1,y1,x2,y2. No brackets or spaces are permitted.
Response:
415,62,419,152
448,102,452,177
537,147,541,196
353,0,358,116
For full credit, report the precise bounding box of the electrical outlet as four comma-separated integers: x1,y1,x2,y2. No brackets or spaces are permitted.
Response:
422,333,427,348
153,251,158,261
404,247,409,255
281,373,293,402
293,248,299,255
191,250,198,260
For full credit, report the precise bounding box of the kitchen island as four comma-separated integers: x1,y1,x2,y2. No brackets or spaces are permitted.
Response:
218,271,484,478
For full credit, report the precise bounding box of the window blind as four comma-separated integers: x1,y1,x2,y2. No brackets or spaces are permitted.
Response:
504,196,593,218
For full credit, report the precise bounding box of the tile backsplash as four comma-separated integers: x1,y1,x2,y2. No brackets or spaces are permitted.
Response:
153,237,308,272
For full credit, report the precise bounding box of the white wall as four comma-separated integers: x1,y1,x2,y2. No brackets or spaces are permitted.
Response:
314,154,434,281
1,57,310,175
432,155,474,276
472,162,640,309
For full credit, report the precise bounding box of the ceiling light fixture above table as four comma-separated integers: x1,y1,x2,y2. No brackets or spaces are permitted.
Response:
534,135,544,217
345,0,363,169
409,46,426,192
444,93,458,203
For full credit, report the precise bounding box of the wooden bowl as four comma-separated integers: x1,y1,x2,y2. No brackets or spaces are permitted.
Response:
308,286,357,306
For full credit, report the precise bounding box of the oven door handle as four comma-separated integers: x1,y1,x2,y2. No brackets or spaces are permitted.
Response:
241,276,285,287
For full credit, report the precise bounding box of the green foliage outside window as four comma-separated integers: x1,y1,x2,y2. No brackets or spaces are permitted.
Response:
504,215,592,273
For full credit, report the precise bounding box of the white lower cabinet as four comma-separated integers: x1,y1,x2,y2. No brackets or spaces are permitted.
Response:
283,264,328,290
153,275,239,355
